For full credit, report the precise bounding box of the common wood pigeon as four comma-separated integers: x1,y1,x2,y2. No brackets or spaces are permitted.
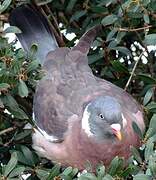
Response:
9,5,145,170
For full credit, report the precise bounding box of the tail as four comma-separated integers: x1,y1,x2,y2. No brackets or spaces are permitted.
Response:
72,25,102,54
9,4,58,64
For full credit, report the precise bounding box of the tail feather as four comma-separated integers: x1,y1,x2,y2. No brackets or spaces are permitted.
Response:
9,5,58,64
72,25,102,54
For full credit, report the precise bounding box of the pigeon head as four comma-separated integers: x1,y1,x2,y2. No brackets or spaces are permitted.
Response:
82,96,127,141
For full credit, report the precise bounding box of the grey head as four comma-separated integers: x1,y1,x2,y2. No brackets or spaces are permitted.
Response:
82,96,127,141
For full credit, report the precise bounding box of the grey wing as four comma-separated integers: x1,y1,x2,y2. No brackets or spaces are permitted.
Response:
33,48,76,141
33,79,69,141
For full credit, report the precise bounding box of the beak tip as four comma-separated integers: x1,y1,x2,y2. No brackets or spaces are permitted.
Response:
116,131,122,141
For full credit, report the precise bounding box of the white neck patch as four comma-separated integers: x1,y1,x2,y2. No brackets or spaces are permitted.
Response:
122,113,127,127
81,104,94,137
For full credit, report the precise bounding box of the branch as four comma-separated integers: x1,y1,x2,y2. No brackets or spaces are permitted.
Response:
117,25,152,32
40,7,65,47
0,127,16,136
0,14,9,22
124,52,144,91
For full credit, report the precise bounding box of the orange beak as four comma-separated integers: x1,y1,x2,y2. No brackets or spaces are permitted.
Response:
114,130,122,141
111,124,122,141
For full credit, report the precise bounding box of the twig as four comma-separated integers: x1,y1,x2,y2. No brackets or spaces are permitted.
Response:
117,25,152,32
0,127,16,136
40,8,65,47
0,14,9,22
124,52,144,91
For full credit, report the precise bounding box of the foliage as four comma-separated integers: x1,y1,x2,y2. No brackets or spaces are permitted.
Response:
1,0,156,179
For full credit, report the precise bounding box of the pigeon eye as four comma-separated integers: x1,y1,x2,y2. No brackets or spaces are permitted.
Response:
99,114,104,119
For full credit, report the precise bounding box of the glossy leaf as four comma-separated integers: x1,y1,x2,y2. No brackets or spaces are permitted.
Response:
144,141,154,161
108,156,123,176
70,10,87,22
36,0,53,5
0,0,12,13
133,174,152,180
0,83,10,90
78,172,97,180
131,146,142,164
66,0,78,12
8,166,25,178
146,114,156,138
18,80,29,98
47,164,61,179
132,121,143,139
4,152,18,177
143,88,153,106
144,34,156,45
111,46,132,57
101,14,118,26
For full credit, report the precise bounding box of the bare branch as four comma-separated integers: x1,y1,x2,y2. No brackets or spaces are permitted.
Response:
0,127,16,136
117,25,152,32
124,52,144,91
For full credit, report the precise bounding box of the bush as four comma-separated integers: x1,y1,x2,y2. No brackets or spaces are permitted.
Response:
1,0,156,179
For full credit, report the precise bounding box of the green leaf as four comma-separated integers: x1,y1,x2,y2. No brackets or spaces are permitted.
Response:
88,51,103,64
91,6,107,13
101,14,118,26
0,98,4,108
14,130,32,141
1,95,19,109
144,141,154,161
102,174,113,180
21,145,35,166
47,164,61,179
18,80,29,97
146,114,156,138
62,167,73,176
111,60,129,74
133,174,151,180
106,29,117,42
8,166,25,178
29,44,38,57
116,32,126,43
137,74,156,84
0,83,10,90
66,0,78,12
1,95,28,119
36,0,53,5
0,0,12,13
120,166,135,178
36,169,50,180
70,168,78,178
143,14,150,24
130,146,142,164
144,34,156,45
70,10,87,22
10,107,29,119
96,164,105,178
111,46,132,57
132,121,143,139
4,152,18,177
98,0,116,7
4,26,21,34
143,88,153,106
148,155,156,177
79,172,97,180
146,102,156,112
27,60,39,73
108,156,123,176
